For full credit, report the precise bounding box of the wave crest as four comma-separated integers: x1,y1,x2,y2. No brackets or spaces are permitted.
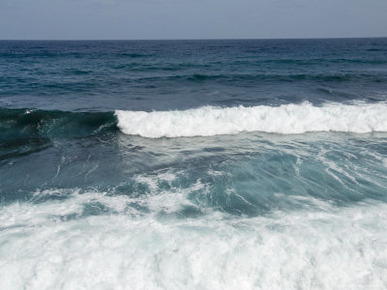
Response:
115,102,387,138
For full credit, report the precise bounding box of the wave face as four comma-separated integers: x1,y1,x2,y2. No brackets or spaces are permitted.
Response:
116,102,387,138
0,108,117,162
0,108,117,140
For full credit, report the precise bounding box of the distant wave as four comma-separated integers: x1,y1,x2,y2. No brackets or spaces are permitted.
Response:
116,102,387,138
130,72,386,84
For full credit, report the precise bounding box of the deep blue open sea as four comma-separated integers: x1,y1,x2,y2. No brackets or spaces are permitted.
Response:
1,38,387,289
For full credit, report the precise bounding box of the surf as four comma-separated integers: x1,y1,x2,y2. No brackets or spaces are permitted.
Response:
115,102,387,138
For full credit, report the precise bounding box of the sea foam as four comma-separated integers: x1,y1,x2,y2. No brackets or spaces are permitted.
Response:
115,102,387,138
0,188,386,289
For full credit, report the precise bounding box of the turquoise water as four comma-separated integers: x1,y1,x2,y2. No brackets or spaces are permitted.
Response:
0,39,387,289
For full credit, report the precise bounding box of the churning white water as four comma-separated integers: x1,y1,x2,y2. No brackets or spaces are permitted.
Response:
116,102,387,138
0,186,386,289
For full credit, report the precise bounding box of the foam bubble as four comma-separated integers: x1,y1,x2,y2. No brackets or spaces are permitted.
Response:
0,188,386,289
115,102,387,138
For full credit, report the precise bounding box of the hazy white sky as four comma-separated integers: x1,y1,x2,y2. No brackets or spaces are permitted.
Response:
1,0,386,39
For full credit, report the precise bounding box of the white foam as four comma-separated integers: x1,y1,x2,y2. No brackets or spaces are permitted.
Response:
0,187,386,289
115,102,387,138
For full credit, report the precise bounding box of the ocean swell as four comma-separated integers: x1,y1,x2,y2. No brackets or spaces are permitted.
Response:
116,102,387,138
0,108,117,140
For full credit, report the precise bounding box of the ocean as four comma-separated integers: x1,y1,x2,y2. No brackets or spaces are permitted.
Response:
0,38,386,289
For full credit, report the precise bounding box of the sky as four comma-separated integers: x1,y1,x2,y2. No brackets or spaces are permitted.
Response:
0,0,386,40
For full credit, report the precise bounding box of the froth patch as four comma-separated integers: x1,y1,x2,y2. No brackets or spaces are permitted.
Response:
0,196,386,289
115,102,387,138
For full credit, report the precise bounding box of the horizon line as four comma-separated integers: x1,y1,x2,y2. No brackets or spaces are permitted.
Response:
1,36,386,42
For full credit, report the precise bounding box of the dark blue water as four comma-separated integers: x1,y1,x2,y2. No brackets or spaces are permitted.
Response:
2,38,387,112
0,39,386,288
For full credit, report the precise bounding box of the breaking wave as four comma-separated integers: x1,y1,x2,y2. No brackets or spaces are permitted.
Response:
116,102,387,138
